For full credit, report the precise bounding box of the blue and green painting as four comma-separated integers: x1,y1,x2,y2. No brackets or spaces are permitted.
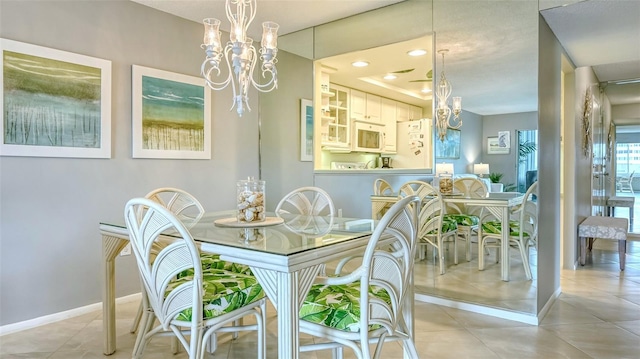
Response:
304,103,313,157
3,50,102,148
141,75,205,152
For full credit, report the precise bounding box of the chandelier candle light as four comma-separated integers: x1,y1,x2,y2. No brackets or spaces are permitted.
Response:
435,49,462,141
201,0,279,117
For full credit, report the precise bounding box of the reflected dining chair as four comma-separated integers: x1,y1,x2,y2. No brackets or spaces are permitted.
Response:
124,198,267,359
373,178,393,196
372,178,394,220
617,171,635,194
399,181,458,274
298,195,421,359
444,178,488,262
478,181,538,280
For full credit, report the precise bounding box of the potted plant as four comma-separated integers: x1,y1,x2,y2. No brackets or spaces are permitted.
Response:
488,172,504,192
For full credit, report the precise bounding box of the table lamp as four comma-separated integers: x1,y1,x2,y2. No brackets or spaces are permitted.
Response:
435,162,454,176
473,163,490,178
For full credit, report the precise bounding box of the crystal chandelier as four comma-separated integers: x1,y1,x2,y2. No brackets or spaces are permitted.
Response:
435,49,462,141
201,0,279,117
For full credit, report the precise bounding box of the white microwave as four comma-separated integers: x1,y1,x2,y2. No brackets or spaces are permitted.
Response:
352,121,385,153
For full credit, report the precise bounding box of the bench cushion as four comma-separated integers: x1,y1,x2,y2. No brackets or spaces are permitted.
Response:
578,216,627,240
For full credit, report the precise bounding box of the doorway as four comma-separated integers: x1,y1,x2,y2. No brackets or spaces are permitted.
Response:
516,130,538,193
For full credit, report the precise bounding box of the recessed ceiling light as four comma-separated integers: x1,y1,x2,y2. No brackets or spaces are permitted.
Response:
351,61,369,67
407,49,427,57
383,74,397,80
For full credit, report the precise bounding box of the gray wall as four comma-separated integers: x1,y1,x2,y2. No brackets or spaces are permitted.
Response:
0,1,260,325
537,15,562,314
260,50,315,208
482,111,538,187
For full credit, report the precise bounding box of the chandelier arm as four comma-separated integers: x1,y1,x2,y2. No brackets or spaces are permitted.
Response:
225,44,242,114
201,60,232,90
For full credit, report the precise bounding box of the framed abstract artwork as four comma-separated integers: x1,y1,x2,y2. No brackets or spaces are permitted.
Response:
300,98,313,162
487,136,510,154
132,65,211,159
0,38,112,158
435,129,460,159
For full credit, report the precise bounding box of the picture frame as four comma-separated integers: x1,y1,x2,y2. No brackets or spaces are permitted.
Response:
0,38,112,158
132,65,211,159
435,128,460,159
300,98,313,162
487,136,510,154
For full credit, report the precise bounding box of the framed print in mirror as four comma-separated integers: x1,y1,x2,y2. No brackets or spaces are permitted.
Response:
435,129,460,159
487,136,510,154
300,98,313,162
0,38,112,158
132,65,211,159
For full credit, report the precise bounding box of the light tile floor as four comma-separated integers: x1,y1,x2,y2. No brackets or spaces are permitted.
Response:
1,241,640,358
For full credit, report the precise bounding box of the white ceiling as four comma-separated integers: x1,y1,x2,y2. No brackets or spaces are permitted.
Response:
541,0,640,107
131,0,404,38
132,0,640,116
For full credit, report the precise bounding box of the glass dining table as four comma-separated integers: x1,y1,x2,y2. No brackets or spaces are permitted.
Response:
99,211,415,358
371,192,525,281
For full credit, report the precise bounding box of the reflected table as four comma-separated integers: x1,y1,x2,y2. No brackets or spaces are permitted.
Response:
371,192,525,281
100,212,415,358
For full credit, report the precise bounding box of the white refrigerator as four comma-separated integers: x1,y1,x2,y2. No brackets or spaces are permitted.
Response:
393,119,433,169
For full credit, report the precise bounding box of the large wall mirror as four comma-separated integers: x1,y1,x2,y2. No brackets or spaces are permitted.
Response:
277,0,541,318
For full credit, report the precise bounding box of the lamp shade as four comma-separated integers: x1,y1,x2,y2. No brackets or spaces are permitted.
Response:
473,163,490,176
435,163,454,175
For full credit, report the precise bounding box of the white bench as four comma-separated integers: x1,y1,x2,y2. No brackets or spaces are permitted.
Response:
579,216,628,270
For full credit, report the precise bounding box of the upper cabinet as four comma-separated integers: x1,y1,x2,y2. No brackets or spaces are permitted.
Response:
319,83,350,149
397,102,423,121
380,98,397,153
350,90,382,124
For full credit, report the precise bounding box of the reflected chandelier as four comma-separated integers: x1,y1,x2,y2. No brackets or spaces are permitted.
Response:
201,0,279,117
435,49,462,141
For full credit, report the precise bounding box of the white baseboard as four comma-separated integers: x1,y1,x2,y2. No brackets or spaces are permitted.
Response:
537,286,561,323
415,293,539,325
0,292,141,336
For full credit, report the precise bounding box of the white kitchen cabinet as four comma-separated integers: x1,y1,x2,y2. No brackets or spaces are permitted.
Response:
321,84,350,148
396,102,409,122
408,104,423,120
350,89,381,123
380,97,397,153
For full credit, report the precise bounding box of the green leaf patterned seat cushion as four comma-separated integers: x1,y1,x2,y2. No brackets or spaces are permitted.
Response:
481,220,530,237
444,213,479,226
200,253,252,275
168,267,264,322
300,281,390,332
426,215,458,234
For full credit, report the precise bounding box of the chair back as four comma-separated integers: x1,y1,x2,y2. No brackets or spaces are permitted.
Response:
417,193,448,240
275,186,335,216
358,195,420,335
449,178,488,214
125,198,203,330
373,178,393,196
398,180,435,200
453,177,488,198
144,187,205,225
518,198,538,243
523,180,538,202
